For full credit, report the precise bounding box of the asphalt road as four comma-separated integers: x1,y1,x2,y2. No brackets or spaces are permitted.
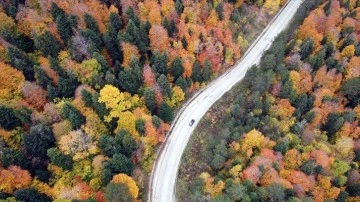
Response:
149,0,304,201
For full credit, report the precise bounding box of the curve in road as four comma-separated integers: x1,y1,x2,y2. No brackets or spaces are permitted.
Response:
149,0,304,201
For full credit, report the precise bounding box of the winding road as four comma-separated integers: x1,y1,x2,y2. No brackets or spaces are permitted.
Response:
149,0,304,201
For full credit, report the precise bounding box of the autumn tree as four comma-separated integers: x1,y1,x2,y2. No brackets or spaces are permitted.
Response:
111,174,139,199
0,166,32,194
149,25,170,52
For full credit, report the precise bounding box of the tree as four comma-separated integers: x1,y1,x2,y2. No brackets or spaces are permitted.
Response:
299,38,314,60
84,14,101,37
149,25,169,52
191,61,202,82
50,2,65,20
157,102,173,123
175,0,183,14
34,31,62,57
56,14,74,43
6,46,35,81
21,82,47,110
62,103,86,129
171,57,184,79
105,182,134,202
118,68,142,94
22,124,55,158
215,3,224,20
103,32,122,63
0,106,21,130
202,60,212,82
108,13,123,38
47,148,73,170
111,174,139,199
151,52,168,75
266,183,286,202
341,77,360,107
98,85,140,122
157,74,172,97
0,148,27,168
14,188,52,202
322,113,345,142
144,88,157,113
175,77,188,93
0,166,32,194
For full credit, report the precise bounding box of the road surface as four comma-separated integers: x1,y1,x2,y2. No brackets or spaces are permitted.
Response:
149,0,304,201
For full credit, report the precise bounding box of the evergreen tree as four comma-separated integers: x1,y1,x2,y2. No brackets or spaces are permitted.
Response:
56,15,73,43
81,29,103,50
341,77,360,107
22,124,55,158
105,183,134,202
14,188,52,202
6,46,36,81
175,77,188,93
175,0,184,15
125,7,140,27
144,88,157,113
158,102,173,123
93,52,111,73
157,74,172,97
108,13,123,38
0,106,21,130
84,13,101,37
103,32,122,63
118,69,141,94
171,57,184,79
322,113,345,142
299,38,314,60
202,60,212,82
47,148,73,170
0,148,27,168
151,52,168,75
191,61,202,82
280,79,297,103
216,3,224,20
50,2,65,20
34,31,62,57
61,103,86,129
181,36,188,49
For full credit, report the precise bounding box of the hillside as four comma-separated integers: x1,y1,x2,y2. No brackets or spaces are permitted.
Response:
178,0,360,201
0,0,286,201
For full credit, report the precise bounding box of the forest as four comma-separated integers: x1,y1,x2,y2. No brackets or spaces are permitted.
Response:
178,0,360,201
0,0,287,201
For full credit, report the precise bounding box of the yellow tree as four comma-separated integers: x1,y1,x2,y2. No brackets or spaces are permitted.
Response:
0,62,25,101
240,129,265,157
98,85,140,122
121,42,140,68
111,174,139,199
165,86,185,107
263,0,281,15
